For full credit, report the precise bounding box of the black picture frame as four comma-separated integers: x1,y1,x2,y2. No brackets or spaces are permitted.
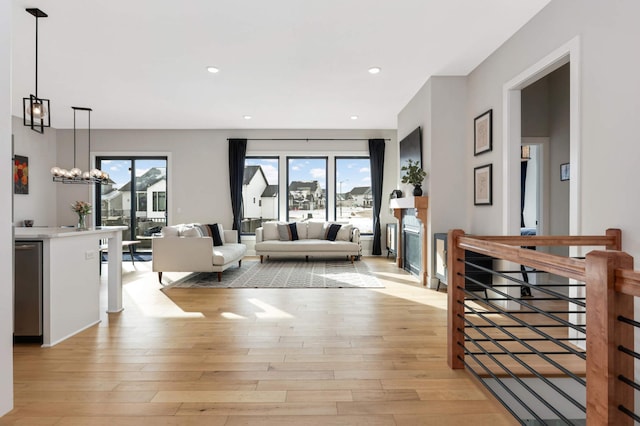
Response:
474,109,493,156
474,163,492,206
560,163,570,181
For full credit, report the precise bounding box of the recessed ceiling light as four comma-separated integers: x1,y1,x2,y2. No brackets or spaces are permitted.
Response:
206,66,220,74
243,115,252,120
368,67,381,74
350,115,359,120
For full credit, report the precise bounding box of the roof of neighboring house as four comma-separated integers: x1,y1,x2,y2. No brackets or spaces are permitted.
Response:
101,188,122,201
261,185,278,197
349,186,371,196
243,165,268,185
288,180,321,192
119,167,166,192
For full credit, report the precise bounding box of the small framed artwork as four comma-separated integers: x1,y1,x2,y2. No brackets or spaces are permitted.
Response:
474,163,492,206
560,163,570,181
474,109,493,156
14,155,29,195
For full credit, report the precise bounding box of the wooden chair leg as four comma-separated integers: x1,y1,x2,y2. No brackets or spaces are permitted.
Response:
217,272,222,282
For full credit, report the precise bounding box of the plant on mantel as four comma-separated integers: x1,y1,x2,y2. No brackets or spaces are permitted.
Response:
401,159,427,196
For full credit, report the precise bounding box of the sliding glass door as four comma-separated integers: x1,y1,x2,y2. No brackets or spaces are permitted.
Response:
96,156,167,251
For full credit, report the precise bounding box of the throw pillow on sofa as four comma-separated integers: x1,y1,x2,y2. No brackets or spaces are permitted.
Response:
181,226,203,238
161,225,181,237
325,223,342,241
321,222,353,242
197,223,224,246
277,223,299,241
336,224,353,241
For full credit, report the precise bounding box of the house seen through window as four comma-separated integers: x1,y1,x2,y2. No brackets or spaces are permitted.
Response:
96,157,167,250
241,155,373,234
242,157,279,233
335,157,372,234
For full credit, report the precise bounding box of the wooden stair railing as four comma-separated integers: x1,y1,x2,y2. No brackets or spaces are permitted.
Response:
447,228,637,425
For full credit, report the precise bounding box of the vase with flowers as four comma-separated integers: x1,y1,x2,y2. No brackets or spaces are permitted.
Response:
401,159,427,196
71,201,92,230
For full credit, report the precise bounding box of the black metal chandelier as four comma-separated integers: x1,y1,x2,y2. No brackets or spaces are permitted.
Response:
51,107,109,185
23,8,51,134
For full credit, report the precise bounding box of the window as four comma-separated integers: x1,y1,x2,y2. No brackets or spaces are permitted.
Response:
96,156,167,246
242,157,279,233
136,191,147,211
287,157,327,222
335,157,372,234
241,154,373,234
152,191,166,212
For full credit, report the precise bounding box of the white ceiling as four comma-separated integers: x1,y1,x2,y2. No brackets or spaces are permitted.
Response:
11,0,551,130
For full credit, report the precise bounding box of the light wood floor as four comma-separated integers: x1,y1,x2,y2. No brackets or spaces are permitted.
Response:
1,256,516,425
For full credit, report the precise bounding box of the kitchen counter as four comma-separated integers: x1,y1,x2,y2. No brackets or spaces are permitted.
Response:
15,226,127,347
14,226,126,239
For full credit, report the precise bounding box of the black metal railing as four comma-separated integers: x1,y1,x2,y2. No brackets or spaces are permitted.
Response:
458,255,587,424
447,229,639,425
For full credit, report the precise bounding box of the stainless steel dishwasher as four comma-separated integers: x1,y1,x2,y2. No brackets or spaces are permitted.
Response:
14,240,43,343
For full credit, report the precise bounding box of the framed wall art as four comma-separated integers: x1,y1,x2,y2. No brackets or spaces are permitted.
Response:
474,109,493,156
14,155,29,195
474,163,492,206
560,163,570,181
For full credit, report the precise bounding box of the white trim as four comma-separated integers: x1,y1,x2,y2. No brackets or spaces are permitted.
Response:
502,36,581,236
522,137,550,237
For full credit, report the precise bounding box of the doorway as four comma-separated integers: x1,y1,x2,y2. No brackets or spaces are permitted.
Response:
520,61,571,249
503,37,580,238
95,156,168,252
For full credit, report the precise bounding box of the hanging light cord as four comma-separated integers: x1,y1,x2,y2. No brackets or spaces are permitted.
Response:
34,13,38,98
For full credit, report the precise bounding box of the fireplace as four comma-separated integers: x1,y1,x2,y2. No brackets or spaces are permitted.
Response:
402,209,422,276
389,196,429,286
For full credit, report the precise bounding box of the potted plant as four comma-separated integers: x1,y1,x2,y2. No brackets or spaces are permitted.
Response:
401,159,427,196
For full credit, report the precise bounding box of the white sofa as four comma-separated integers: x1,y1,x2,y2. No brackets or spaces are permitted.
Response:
255,221,361,263
152,223,246,283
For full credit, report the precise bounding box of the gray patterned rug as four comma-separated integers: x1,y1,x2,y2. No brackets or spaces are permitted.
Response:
163,259,383,288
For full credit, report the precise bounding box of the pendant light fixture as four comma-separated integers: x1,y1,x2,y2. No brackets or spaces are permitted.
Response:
51,107,109,184
23,8,51,134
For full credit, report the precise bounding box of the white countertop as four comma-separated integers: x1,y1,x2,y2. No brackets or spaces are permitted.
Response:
14,226,127,239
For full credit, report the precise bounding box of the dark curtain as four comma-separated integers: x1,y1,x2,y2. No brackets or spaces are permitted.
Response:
520,160,528,228
369,139,385,255
229,138,247,242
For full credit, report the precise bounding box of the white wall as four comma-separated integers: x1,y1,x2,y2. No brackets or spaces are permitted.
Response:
466,0,640,262
397,76,467,284
547,65,569,242
11,116,58,227
0,0,14,415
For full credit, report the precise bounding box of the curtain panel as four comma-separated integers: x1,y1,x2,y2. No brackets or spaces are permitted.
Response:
229,139,247,242
368,139,385,255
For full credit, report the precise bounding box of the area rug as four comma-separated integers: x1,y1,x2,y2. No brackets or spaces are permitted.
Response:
163,259,383,289
101,252,152,262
